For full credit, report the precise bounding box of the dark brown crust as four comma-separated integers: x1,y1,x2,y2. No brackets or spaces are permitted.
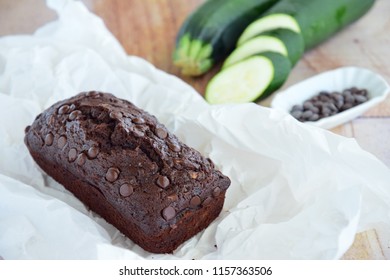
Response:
24,91,230,253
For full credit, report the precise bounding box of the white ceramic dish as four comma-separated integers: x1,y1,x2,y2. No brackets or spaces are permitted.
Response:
271,67,390,129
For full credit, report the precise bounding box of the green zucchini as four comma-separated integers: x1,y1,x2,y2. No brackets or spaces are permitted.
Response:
205,52,291,104
262,29,304,65
206,0,374,104
237,13,301,45
223,28,304,68
223,35,287,68
238,0,375,50
173,0,279,76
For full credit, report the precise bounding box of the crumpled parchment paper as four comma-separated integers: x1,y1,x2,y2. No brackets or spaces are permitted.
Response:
0,0,389,260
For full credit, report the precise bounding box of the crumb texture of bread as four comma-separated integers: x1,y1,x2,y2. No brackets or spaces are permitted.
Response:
24,91,230,253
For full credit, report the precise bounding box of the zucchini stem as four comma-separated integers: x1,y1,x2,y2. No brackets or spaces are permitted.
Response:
173,35,213,76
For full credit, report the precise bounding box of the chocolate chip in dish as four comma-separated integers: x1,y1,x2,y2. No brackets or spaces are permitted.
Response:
24,91,230,254
290,87,369,122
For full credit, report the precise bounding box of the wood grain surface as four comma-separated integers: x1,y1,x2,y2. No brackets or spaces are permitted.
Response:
1,0,389,259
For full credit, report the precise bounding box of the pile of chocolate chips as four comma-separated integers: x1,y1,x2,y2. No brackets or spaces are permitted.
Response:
290,87,369,122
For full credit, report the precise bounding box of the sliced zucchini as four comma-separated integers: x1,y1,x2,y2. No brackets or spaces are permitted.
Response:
222,35,287,68
173,0,279,76
237,13,301,45
206,52,291,104
261,28,304,65
223,28,304,68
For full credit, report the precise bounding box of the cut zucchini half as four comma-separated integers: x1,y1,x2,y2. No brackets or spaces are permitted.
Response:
222,35,288,68
261,28,304,65
205,52,291,104
237,13,301,45
173,0,279,76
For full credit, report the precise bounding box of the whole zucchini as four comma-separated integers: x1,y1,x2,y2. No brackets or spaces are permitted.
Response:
173,0,279,76
239,0,376,50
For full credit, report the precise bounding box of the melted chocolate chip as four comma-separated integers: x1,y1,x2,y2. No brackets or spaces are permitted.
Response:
69,110,82,121
168,141,181,152
167,193,178,202
57,135,67,149
162,206,176,221
130,126,145,137
68,148,77,162
87,146,99,159
212,187,221,197
155,127,168,139
44,133,54,146
156,175,170,189
109,111,123,119
69,104,76,112
190,196,201,207
120,183,134,197
106,167,120,182
58,105,70,115
86,91,100,98
76,153,87,166
132,117,145,124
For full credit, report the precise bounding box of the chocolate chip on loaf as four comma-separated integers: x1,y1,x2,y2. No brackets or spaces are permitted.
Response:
57,135,67,149
87,146,99,159
119,183,134,197
106,167,120,182
44,133,54,146
68,148,77,162
156,175,170,189
76,153,87,166
24,91,230,254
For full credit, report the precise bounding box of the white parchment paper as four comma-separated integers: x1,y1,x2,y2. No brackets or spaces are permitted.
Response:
1,0,390,259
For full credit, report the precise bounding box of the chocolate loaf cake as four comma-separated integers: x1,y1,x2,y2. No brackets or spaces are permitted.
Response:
24,91,230,254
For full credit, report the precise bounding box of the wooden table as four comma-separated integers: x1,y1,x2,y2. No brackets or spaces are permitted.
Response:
1,0,389,259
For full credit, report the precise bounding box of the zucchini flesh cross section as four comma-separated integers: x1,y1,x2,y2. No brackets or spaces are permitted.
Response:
238,13,301,45
223,35,288,68
205,56,274,104
260,28,304,65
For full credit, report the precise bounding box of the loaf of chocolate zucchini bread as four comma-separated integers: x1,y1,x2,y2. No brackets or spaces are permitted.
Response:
24,91,230,254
